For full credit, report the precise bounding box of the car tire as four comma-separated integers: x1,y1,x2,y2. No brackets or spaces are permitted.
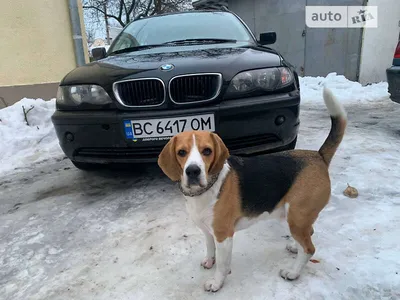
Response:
71,160,101,171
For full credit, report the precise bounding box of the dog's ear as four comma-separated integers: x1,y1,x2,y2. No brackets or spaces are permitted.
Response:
158,136,182,181
209,132,229,175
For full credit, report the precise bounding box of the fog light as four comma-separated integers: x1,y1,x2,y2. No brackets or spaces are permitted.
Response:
65,132,74,142
275,115,285,126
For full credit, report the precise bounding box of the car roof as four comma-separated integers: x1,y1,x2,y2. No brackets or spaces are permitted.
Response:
129,9,234,23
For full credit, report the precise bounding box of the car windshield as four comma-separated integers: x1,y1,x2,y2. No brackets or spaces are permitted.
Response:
108,12,254,54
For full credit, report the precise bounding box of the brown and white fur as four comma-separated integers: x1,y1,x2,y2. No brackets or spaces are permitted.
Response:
158,87,347,292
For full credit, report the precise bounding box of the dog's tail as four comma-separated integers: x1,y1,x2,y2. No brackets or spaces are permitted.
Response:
318,87,347,166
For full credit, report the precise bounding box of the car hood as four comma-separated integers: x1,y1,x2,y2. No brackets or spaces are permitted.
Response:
61,43,282,86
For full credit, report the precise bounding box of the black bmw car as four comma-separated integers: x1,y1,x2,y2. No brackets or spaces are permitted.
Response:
52,10,301,170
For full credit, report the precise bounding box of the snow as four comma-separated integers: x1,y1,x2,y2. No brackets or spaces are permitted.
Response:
1,73,400,299
0,98,62,175
300,72,390,104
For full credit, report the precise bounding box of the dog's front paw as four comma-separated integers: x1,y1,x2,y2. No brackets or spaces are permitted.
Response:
204,277,224,292
279,268,301,281
201,257,215,269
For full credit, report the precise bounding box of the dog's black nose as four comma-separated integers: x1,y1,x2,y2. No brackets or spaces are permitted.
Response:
185,164,201,179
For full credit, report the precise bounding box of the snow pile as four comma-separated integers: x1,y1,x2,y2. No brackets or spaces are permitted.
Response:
300,72,390,105
0,98,62,175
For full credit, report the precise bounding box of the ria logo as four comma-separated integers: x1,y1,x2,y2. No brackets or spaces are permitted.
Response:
160,64,174,71
351,9,374,25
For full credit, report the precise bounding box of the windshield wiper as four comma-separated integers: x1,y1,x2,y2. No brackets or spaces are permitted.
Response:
163,38,237,45
108,44,165,55
108,39,237,55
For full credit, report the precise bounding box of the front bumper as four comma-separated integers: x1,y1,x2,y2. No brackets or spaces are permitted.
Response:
51,92,300,164
387,66,400,103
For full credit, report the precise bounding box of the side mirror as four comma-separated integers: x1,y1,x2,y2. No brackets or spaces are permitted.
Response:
258,32,277,45
92,47,107,60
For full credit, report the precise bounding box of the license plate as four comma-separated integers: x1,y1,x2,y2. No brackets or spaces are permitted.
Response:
123,114,215,142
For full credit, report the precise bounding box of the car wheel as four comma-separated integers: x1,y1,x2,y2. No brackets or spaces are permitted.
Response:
71,160,101,171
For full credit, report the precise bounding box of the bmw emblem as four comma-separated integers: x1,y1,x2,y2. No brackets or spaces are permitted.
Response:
160,64,174,71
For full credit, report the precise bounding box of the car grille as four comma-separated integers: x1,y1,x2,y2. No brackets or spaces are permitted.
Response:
74,134,279,162
169,74,222,104
113,79,165,107
76,147,162,161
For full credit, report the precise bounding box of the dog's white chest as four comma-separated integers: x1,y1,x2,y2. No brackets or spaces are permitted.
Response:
183,163,231,235
185,194,215,235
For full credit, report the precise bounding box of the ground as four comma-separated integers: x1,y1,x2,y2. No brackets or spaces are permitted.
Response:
1,74,400,299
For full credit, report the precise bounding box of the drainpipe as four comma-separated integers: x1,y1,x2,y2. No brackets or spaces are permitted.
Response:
68,0,86,66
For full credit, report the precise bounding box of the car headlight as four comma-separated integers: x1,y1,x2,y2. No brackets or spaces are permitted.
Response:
226,67,294,97
56,85,112,106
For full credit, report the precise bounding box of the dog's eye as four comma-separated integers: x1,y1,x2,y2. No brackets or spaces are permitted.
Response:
202,148,212,156
177,149,187,157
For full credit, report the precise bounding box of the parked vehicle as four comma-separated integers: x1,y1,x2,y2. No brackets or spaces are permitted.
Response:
51,10,301,170
387,38,400,104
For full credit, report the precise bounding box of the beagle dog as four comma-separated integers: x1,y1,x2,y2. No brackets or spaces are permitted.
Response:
158,87,347,292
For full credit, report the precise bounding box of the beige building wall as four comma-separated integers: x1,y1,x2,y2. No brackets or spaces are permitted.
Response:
0,0,89,105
